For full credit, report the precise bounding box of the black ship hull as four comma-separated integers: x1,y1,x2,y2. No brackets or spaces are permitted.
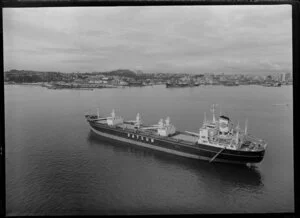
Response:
87,121,265,165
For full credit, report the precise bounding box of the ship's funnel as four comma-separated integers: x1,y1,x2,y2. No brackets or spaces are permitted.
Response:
219,115,229,133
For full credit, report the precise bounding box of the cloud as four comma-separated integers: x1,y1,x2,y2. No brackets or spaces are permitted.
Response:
3,5,292,74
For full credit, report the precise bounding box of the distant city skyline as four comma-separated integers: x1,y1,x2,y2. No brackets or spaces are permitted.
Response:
3,5,292,74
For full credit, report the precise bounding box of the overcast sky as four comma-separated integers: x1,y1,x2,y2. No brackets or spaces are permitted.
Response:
3,5,292,74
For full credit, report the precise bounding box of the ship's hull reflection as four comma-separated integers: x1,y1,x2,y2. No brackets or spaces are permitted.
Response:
87,130,263,190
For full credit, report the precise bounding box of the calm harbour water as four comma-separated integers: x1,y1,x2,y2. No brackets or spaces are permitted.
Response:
5,84,294,215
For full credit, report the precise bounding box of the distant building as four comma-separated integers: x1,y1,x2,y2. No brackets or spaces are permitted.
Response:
135,70,144,75
74,79,85,84
89,80,102,84
253,75,262,81
119,81,129,86
285,72,292,81
266,75,272,81
219,76,226,82
271,74,279,81
280,73,286,82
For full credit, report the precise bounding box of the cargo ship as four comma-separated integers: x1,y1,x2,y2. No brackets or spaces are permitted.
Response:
85,105,267,165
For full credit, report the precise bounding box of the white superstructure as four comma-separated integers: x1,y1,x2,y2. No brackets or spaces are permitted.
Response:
197,105,241,149
157,117,176,136
107,109,124,126
194,104,267,151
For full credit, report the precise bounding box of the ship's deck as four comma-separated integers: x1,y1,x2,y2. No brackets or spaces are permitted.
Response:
117,123,137,130
96,120,107,124
171,133,198,143
94,119,199,143
95,120,158,133
88,115,266,152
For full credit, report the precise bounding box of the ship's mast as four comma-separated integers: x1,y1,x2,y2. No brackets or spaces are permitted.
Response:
136,113,141,128
235,121,240,145
158,119,164,128
165,117,170,126
211,104,216,123
245,118,248,135
111,109,115,118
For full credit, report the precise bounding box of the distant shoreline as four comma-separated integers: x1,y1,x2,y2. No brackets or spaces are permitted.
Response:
4,82,292,90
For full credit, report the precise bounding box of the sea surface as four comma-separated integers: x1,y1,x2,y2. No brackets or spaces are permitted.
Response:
5,84,294,215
